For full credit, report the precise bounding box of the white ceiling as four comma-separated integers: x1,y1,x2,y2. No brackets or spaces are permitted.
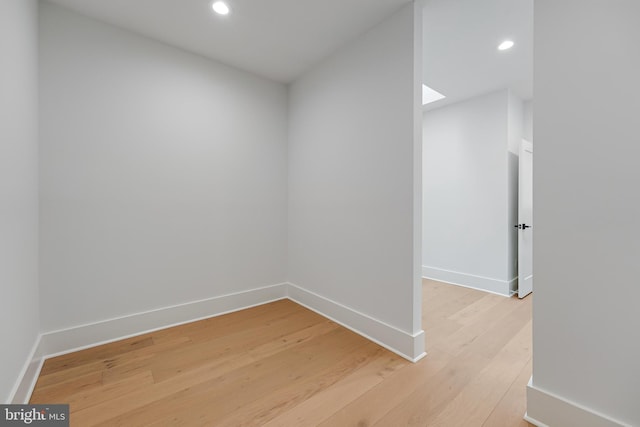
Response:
44,0,410,83
43,0,532,102
422,0,533,110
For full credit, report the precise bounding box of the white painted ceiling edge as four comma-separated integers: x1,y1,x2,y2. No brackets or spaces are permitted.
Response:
43,0,411,83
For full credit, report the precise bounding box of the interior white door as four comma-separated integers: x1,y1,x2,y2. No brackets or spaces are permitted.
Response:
518,139,533,298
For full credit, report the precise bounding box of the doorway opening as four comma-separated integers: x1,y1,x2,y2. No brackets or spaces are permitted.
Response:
417,0,534,422
420,0,533,299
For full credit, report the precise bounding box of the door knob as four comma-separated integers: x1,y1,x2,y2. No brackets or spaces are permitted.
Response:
514,224,532,230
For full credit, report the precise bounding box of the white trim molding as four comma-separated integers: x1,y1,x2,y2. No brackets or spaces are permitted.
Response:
38,283,288,358
526,378,631,427
508,277,518,295
10,281,426,402
287,283,426,362
422,265,515,297
9,283,288,403
8,335,44,404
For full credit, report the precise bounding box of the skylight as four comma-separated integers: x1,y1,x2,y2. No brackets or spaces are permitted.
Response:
422,84,446,106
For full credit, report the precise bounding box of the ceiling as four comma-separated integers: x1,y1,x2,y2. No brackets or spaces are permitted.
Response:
45,0,410,83
44,0,532,103
422,0,533,110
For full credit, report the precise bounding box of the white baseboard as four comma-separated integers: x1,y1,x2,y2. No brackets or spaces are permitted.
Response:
509,277,518,294
526,378,630,427
524,412,550,427
422,266,514,297
287,283,426,362
39,283,289,358
10,281,425,403
8,335,44,404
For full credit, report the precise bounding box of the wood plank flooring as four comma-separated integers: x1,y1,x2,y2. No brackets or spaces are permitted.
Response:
31,279,533,426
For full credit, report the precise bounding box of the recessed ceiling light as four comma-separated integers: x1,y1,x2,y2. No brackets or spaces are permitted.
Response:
212,1,230,15
422,84,446,106
498,40,515,51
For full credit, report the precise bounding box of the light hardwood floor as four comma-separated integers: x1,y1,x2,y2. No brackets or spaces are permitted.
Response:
31,279,533,426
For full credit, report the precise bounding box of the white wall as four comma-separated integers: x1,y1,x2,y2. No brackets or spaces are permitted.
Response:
529,1,640,425
523,100,533,142
39,3,288,332
0,0,40,403
422,90,520,295
288,2,424,357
